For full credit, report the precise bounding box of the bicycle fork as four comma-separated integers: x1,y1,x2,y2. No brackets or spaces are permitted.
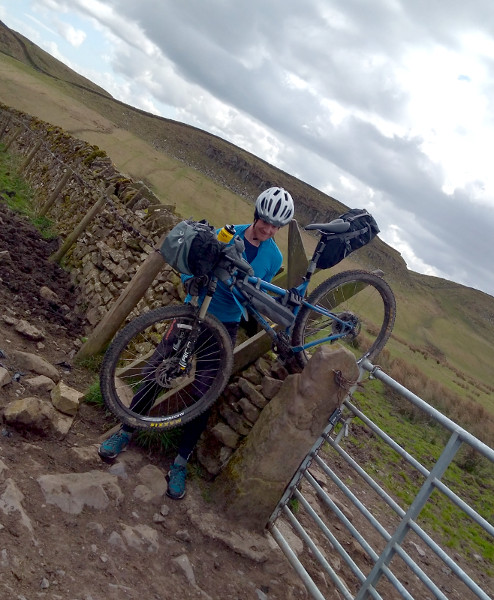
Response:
177,287,215,371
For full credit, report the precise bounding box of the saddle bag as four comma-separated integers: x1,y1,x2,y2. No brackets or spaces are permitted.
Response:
160,219,224,277
316,208,380,269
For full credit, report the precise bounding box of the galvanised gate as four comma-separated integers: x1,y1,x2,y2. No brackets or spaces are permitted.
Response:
267,358,494,600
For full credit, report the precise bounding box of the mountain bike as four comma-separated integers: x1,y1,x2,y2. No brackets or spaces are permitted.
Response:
100,219,396,431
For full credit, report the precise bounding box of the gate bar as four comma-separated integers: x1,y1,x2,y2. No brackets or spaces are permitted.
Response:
268,523,327,600
325,427,493,599
282,503,357,600
360,359,494,460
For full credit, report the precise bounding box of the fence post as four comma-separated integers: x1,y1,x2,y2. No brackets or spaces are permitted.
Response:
49,186,110,264
74,234,168,362
271,219,307,290
0,116,12,141
232,329,274,373
286,219,308,288
19,139,43,173
211,345,359,531
4,125,23,151
38,166,76,217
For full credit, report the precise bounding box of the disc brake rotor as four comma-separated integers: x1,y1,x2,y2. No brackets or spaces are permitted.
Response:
154,358,182,388
154,357,196,388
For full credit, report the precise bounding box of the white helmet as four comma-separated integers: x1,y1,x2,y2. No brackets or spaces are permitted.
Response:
255,187,294,227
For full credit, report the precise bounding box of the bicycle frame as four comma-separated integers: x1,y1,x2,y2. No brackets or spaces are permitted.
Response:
229,274,355,355
192,230,360,360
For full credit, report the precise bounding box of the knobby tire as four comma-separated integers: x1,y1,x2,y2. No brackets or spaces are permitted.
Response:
291,270,396,367
100,305,233,430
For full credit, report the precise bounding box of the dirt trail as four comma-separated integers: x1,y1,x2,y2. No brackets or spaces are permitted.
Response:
0,202,310,599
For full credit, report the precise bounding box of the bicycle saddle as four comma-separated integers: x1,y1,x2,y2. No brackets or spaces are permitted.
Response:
305,218,351,233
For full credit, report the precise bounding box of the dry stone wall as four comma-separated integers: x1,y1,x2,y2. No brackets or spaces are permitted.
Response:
0,104,183,330
0,104,299,477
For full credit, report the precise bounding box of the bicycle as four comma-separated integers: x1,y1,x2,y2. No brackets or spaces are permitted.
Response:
100,219,396,431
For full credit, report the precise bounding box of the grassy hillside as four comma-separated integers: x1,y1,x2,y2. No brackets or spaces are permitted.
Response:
0,20,110,97
0,22,493,430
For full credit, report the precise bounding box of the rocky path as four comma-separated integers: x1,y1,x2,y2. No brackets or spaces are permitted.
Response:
0,202,308,600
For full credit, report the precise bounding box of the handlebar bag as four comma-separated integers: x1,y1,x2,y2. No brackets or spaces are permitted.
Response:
316,209,380,269
160,219,223,276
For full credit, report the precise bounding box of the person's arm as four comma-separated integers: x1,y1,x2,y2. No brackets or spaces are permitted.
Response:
260,241,283,282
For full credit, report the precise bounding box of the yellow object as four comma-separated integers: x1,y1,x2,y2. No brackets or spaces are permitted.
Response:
217,224,235,243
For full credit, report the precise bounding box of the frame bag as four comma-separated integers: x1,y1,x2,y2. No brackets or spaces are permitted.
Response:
236,280,295,328
160,219,223,276
316,209,380,270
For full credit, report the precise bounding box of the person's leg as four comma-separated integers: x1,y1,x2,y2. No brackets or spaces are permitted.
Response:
167,321,238,499
98,426,133,462
99,320,180,461
166,409,210,499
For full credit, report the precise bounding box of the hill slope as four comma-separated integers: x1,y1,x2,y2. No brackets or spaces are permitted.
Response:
0,20,111,97
0,20,493,411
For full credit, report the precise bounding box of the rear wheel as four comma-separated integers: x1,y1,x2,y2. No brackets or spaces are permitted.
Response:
99,305,233,430
291,270,396,367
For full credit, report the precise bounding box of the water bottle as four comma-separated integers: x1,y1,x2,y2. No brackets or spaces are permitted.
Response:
217,224,235,243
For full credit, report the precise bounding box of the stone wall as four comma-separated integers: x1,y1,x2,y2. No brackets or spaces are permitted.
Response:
0,104,295,476
197,358,292,476
0,104,183,330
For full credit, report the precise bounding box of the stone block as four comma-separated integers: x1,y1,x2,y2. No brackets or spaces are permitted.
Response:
211,345,359,531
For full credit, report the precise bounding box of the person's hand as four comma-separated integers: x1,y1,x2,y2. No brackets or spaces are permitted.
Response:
223,239,253,275
277,287,303,306
213,238,253,284
288,287,303,305
184,275,209,296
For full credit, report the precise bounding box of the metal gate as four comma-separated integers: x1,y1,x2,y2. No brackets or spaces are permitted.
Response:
267,358,494,600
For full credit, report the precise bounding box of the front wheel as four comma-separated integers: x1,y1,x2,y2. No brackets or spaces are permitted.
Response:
291,270,396,367
99,305,233,430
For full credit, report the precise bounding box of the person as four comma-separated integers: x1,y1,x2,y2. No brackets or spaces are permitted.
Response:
98,186,295,499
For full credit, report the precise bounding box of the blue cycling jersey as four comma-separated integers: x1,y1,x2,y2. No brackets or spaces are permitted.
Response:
183,224,283,323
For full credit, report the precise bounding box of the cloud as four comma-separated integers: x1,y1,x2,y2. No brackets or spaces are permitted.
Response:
55,21,86,47
5,0,494,296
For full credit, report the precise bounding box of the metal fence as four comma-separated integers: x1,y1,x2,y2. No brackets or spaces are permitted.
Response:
267,358,494,600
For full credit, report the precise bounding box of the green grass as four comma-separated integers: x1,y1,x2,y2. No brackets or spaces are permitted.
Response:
0,145,57,238
83,379,181,454
388,280,494,411
134,428,181,454
342,379,494,570
75,352,104,373
82,380,104,405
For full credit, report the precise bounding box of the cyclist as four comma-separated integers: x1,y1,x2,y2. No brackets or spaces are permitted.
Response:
98,186,295,499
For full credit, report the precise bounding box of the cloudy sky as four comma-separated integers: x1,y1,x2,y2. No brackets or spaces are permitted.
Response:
1,0,494,297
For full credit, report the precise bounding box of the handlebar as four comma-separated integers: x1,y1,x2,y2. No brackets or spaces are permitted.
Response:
229,254,253,275
212,236,254,282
